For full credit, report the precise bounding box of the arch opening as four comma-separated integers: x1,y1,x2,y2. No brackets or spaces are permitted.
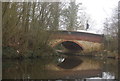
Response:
54,41,83,53
62,41,83,51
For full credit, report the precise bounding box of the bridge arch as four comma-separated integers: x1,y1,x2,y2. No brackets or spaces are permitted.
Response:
52,40,84,53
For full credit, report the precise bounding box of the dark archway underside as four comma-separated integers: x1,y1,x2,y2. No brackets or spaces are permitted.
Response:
55,41,83,53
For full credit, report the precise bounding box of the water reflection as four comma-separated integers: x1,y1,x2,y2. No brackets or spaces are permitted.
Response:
57,56,83,69
2,54,118,79
87,72,115,79
58,57,65,63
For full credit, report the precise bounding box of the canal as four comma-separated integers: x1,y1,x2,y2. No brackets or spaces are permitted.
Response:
2,53,118,80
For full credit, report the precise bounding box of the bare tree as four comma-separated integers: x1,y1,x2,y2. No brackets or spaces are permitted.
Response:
103,7,118,52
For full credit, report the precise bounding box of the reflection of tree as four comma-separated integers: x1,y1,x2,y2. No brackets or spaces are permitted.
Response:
102,58,118,78
3,58,56,79
3,57,117,79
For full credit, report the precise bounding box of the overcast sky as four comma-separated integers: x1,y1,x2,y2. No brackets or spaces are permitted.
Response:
76,0,119,34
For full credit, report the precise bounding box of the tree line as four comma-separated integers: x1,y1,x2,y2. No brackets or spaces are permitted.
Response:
2,2,88,58
103,7,118,53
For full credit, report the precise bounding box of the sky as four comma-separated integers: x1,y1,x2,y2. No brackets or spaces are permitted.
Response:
76,0,119,34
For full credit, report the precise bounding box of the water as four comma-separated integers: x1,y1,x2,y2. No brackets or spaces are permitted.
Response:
2,55,118,80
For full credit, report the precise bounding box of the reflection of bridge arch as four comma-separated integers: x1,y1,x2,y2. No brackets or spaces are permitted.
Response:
51,40,84,53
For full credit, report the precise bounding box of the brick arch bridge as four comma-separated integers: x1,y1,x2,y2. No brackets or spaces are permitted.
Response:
49,30,104,54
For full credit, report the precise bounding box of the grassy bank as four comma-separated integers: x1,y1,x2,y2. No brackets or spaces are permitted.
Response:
2,45,56,59
2,30,57,59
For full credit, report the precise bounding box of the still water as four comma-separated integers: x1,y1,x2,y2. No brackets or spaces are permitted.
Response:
2,54,118,80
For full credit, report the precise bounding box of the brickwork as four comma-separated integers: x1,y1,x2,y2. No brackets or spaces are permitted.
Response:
49,31,103,53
